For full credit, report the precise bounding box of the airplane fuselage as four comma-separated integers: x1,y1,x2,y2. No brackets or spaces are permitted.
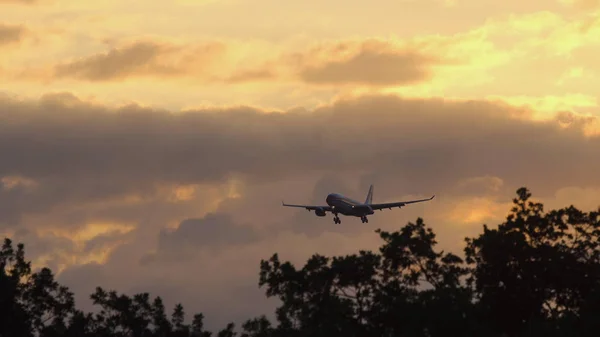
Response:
325,193,375,217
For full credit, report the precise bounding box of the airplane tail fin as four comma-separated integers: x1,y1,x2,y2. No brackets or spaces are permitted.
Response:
365,184,374,204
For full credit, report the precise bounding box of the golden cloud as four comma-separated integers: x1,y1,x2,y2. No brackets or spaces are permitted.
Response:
0,0,38,3
555,110,600,136
484,10,600,56
447,197,508,225
32,222,134,273
36,222,135,244
1,175,37,190
559,0,600,10
0,23,26,46
226,38,449,86
47,36,444,87
296,39,442,86
486,94,598,118
227,26,498,92
454,176,505,195
8,9,597,101
225,68,277,83
53,40,226,81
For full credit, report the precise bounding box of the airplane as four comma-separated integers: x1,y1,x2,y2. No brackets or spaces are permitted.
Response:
282,184,435,224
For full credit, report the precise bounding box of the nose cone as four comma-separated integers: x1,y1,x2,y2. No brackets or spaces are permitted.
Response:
325,194,334,204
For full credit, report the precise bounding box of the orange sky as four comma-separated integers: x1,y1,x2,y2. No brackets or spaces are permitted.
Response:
1,0,600,330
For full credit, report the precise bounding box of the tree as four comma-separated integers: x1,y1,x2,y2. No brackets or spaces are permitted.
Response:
0,236,226,337
239,316,273,337
464,187,600,337
191,313,212,337
1,186,599,337
258,218,476,337
0,238,76,337
258,187,600,337
88,287,223,337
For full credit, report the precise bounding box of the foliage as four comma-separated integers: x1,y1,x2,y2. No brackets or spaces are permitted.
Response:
1,187,599,337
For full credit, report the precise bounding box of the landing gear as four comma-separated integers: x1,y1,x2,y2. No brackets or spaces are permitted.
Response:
333,215,341,224
361,216,369,223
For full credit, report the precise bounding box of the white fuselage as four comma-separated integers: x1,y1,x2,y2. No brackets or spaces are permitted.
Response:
325,193,375,217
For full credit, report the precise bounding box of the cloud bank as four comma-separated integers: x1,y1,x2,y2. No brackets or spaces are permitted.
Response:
2,91,599,330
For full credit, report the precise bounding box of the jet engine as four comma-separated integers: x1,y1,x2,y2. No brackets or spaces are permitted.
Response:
314,208,326,217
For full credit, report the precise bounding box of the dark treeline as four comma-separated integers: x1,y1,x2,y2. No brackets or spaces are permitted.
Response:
1,187,599,337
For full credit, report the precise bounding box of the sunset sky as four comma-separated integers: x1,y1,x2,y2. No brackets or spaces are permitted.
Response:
2,0,600,330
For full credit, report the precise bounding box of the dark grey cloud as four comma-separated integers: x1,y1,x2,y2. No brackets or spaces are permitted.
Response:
140,212,263,265
57,222,278,332
1,92,600,229
82,229,131,253
2,91,600,331
158,213,260,249
9,227,76,273
11,227,74,259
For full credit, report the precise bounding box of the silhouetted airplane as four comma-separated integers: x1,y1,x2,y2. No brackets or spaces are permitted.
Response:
282,185,435,224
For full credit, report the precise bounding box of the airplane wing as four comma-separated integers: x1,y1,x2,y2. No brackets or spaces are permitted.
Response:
369,195,435,211
281,201,333,212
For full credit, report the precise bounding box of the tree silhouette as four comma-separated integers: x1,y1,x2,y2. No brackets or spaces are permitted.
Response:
0,238,220,337
0,238,76,337
464,187,600,337
1,187,598,337
258,187,599,337
258,217,477,337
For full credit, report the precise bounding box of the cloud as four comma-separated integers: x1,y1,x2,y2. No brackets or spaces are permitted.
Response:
293,39,443,86
225,68,277,83
453,175,506,196
559,0,600,10
142,212,263,264
57,217,388,331
2,2,600,332
39,36,448,87
2,91,600,330
1,91,599,228
0,0,38,3
53,40,226,81
0,23,26,46
225,38,447,86
10,9,597,103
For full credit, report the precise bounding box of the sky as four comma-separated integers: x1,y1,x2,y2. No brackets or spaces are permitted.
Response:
2,0,600,330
